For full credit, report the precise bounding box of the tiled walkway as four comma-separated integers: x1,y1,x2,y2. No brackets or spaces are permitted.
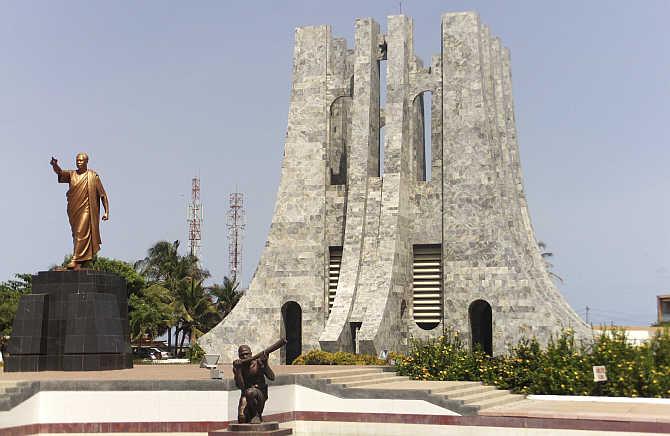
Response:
3,364,670,425
0,364,352,381
483,397,670,423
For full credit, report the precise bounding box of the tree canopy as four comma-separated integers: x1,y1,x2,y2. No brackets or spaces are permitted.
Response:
0,241,243,355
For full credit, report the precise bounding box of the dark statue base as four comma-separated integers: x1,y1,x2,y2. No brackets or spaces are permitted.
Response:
4,270,133,372
209,422,292,436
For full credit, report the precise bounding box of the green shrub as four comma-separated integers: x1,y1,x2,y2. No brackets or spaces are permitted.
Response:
292,349,385,365
187,342,205,363
394,328,670,398
394,329,484,381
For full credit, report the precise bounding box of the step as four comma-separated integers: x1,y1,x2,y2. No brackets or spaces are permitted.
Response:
342,375,409,388
0,386,20,394
428,381,482,394
312,368,385,379
439,384,495,399
324,371,393,384
458,389,511,405
470,393,525,410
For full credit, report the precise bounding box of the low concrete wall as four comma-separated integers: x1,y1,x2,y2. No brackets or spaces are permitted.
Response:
0,382,458,433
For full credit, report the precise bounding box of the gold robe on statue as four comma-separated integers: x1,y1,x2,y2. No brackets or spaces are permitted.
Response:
58,170,107,262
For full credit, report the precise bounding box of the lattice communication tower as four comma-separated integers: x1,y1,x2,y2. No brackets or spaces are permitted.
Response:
227,192,245,282
187,177,203,259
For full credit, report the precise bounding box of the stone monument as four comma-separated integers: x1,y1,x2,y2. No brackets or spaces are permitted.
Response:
4,154,132,371
199,12,591,363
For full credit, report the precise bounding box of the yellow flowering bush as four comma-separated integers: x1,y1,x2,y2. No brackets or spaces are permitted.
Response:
394,327,670,398
292,349,385,365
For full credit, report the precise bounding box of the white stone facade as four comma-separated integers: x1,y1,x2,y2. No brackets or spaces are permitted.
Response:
199,12,590,364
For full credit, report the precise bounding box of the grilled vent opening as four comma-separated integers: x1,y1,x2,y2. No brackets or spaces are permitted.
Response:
413,244,442,330
328,246,343,314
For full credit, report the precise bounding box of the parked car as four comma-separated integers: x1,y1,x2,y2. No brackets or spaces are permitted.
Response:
132,347,160,360
149,347,172,360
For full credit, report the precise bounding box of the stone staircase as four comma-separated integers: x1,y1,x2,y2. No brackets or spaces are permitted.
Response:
310,367,525,411
312,367,409,388
0,381,38,411
424,380,525,410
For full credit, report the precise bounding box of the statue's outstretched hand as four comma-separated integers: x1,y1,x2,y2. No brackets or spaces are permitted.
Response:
50,157,58,166
233,359,243,368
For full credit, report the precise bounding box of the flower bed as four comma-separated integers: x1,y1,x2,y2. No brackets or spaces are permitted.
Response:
393,328,670,398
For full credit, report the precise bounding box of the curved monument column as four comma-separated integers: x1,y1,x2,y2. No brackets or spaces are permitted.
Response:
199,25,333,363
440,12,589,353
353,15,414,355
319,19,381,352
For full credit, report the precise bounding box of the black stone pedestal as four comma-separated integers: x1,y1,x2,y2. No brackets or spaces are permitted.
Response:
209,422,292,435
4,270,133,372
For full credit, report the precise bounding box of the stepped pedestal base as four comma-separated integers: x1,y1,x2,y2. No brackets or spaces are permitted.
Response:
209,422,292,435
4,270,132,372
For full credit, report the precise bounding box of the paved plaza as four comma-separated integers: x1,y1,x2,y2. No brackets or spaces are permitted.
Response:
3,364,669,426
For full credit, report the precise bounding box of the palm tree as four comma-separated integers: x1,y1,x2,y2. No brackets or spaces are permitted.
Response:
128,294,163,347
134,240,210,353
172,277,218,356
128,284,174,347
208,276,242,320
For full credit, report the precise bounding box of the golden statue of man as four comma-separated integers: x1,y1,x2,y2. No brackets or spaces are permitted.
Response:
50,153,109,270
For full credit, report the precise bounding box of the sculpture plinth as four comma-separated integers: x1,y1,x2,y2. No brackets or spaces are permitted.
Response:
209,422,292,436
4,270,132,372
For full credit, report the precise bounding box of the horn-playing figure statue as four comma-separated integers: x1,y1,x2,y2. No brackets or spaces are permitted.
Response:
232,338,287,424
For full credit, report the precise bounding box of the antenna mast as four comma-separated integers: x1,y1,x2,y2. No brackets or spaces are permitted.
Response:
227,192,245,283
188,177,203,259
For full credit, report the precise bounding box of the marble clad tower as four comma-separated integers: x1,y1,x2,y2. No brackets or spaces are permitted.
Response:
199,12,590,364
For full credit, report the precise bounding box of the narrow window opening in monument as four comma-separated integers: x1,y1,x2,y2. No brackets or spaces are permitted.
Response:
377,59,387,177
469,300,493,355
350,321,362,354
329,97,349,185
379,126,385,176
423,91,432,181
281,301,302,364
327,246,343,315
412,244,442,330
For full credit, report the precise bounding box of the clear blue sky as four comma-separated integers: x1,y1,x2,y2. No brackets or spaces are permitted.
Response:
1,1,668,326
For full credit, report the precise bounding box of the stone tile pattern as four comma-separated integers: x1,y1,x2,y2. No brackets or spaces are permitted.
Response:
320,18,381,352
5,270,132,371
199,12,589,363
199,25,334,364
439,13,589,351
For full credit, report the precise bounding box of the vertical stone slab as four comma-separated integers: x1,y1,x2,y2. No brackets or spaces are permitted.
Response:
442,12,499,268
327,37,352,186
320,19,380,352
441,12,512,352
440,12,589,352
200,25,332,363
4,294,48,371
356,15,413,355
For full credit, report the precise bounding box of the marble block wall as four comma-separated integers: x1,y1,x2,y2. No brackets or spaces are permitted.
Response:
199,12,590,364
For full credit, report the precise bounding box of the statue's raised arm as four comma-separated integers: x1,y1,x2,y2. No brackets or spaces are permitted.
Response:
50,156,63,175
